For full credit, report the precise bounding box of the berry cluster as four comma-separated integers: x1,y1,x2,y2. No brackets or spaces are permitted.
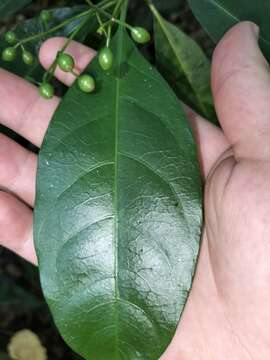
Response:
40,10,52,23
1,4,151,100
2,31,34,65
39,52,96,99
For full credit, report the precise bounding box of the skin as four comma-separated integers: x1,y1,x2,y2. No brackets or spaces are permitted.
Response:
0,21,269,359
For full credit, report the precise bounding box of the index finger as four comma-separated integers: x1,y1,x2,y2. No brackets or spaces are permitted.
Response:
0,68,59,147
0,38,95,147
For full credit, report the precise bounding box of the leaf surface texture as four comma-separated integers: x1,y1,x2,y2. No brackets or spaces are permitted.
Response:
34,28,202,360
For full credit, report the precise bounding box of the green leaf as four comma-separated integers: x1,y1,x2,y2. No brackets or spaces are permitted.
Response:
188,0,270,63
152,5,217,124
0,6,89,81
34,26,202,359
127,0,181,37
0,352,9,360
152,0,181,14
0,0,32,20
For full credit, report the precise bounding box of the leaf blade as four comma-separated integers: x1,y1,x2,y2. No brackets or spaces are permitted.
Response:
0,6,89,81
152,6,217,123
188,0,270,62
34,26,202,360
0,0,32,20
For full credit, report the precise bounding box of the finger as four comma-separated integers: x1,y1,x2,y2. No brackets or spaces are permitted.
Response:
0,191,36,264
0,68,60,147
0,134,37,207
212,21,270,161
39,37,96,86
184,105,230,179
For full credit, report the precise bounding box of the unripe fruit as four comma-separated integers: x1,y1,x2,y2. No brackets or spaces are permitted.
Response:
39,83,54,99
57,52,75,72
22,50,34,65
40,10,52,23
98,47,114,71
2,47,16,62
131,27,151,44
4,31,17,45
78,74,95,93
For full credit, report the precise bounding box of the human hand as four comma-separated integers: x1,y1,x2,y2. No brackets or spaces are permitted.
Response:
162,22,270,360
0,21,268,359
0,38,96,263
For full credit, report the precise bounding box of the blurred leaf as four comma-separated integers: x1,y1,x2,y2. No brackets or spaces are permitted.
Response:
0,275,40,313
152,0,181,14
0,353,9,360
0,0,32,20
0,6,89,81
152,6,217,123
127,0,180,31
188,0,270,63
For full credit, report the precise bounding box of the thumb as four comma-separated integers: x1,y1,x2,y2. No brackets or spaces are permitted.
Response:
212,21,270,161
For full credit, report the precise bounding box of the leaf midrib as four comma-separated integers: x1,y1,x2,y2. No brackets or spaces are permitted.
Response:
113,60,121,360
208,0,270,47
209,0,238,22
113,22,125,360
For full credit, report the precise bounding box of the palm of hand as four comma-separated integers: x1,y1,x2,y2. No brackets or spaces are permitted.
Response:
173,158,270,359
165,160,270,360
198,158,270,358
0,22,269,359
162,22,270,360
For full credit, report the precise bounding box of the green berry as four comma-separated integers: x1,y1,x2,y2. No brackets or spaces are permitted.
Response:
78,74,95,93
40,10,52,23
39,83,54,99
131,27,151,44
98,47,114,71
22,50,34,65
2,47,16,62
4,31,17,45
57,52,75,72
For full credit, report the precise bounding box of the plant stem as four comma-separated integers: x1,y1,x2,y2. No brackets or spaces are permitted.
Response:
86,1,132,30
145,0,158,18
96,11,108,36
17,0,115,47
106,25,112,47
96,0,125,44
143,0,153,6
43,10,93,83
108,0,124,45
16,10,91,47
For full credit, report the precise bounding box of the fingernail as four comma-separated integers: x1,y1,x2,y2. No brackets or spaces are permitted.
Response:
249,21,260,39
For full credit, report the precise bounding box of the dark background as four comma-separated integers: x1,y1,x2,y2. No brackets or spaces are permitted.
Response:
0,1,213,358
